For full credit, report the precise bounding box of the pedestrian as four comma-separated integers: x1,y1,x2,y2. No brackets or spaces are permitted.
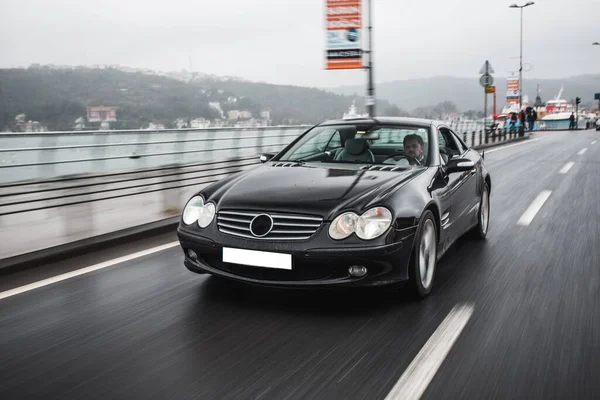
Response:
569,113,575,129
519,109,527,136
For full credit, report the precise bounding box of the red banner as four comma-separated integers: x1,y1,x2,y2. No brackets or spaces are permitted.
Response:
325,0,363,70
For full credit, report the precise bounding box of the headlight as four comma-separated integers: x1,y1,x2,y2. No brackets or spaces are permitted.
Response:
329,212,359,240
329,207,392,240
197,202,216,228
356,207,392,240
182,196,216,228
182,196,204,225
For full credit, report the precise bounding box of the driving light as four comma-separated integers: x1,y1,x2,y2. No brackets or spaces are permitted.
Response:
197,202,216,228
329,212,359,240
349,265,368,277
356,207,392,240
182,196,204,225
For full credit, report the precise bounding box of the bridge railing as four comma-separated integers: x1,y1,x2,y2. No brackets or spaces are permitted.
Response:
0,126,310,184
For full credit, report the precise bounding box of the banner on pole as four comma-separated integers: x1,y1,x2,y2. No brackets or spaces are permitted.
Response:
506,73,520,104
325,0,363,70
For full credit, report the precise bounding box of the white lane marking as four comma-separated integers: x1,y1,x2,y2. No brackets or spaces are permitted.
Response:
559,162,574,174
578,148,587,155
517,190,552,226
384,304,474,400
0,242,180,301
483,138,539,154
592,140,597,145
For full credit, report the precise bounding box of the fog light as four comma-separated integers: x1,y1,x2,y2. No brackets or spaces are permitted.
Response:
348,265,367,277
187,249,198,261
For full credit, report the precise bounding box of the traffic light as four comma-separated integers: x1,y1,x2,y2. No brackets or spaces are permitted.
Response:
576,97,581,105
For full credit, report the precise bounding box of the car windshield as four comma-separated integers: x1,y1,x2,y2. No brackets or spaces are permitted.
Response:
277,124,430,166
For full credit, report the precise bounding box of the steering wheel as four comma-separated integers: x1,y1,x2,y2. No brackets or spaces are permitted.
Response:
383,151,421,166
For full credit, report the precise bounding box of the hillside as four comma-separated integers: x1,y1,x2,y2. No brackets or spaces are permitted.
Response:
328,75,600,112
0,67,404,132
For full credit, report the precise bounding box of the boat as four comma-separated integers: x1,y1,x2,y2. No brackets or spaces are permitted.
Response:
538,86,583,130
343,100,369,119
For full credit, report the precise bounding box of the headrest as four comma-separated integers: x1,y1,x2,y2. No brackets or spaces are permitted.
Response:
344,138,368,155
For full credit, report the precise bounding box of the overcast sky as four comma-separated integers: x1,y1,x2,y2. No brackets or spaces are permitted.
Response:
1,0,599,88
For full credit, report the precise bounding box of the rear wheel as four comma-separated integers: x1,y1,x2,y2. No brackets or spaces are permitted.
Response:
409,210,438,299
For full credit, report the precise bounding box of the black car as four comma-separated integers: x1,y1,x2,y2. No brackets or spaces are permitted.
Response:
177,117,491,298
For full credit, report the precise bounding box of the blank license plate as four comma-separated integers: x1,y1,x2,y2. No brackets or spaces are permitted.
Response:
222,247,292,270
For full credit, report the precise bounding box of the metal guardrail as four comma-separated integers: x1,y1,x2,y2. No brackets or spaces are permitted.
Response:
0,156,262,217
0,123,515,180
0,126,310,184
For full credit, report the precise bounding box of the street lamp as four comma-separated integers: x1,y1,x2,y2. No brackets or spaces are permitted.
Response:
510,2,535,109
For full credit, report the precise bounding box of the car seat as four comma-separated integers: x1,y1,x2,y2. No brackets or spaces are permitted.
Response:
334,138,375,162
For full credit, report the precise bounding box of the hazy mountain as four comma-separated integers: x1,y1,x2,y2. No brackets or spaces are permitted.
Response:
0,66,405,131
328,75,600,112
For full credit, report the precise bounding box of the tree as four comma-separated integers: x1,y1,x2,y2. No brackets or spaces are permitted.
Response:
432,101,459,118
384,105,410,117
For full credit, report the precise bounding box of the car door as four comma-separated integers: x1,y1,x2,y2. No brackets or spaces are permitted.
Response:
449,129,481,231
447,128,479,235
438,127,477,243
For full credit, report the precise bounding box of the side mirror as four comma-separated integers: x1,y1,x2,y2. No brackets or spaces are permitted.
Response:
445,158,475,174
260,153,276,163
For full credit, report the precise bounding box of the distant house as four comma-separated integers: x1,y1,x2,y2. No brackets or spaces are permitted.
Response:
228,110,252,120
87,106,117,122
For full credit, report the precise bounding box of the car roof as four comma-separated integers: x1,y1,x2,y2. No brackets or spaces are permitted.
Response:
318,116,442,128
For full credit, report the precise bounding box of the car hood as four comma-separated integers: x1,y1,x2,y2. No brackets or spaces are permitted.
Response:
207,162,425,219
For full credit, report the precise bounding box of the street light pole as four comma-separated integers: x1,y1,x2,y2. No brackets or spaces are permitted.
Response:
510,2,535,110
366,0,375,117
519,7,523,108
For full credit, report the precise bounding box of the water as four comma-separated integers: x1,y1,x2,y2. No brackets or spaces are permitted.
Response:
0,127,307,184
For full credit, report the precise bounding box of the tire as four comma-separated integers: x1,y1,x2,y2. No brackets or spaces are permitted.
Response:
472,182,490,240
408,210,438,299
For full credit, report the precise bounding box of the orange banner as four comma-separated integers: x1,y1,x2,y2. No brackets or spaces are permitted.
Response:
506,76,520,103
325,0,363,70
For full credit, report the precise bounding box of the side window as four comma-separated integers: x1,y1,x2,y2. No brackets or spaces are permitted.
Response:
450,130,469,154
438,127,460,158
437,131,447,147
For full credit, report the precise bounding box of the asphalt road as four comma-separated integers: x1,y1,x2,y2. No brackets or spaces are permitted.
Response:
1,130,599,400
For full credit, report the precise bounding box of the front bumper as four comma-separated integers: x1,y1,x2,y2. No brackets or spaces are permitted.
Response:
177,226,415,288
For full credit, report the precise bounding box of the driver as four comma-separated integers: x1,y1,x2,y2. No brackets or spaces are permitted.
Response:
383,133,426,166
403,134,425,164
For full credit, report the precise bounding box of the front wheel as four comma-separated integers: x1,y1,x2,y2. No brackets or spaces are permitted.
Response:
471,182,490,240
408,210,438,299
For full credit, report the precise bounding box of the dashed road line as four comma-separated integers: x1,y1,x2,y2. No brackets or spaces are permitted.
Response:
517,190,552,226
578,148,587,155
559,162,574,174
384,304,475,400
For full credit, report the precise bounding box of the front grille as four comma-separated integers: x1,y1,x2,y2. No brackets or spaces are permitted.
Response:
217,210,323,240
